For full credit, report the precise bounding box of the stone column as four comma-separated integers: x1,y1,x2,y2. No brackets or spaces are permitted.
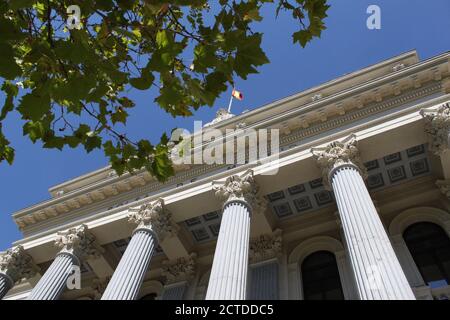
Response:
101,199,177,300
206,170,262,300
248,230,282,300
27,224,102,300
161,253,196,300
0,246,39,299
312,135,415,300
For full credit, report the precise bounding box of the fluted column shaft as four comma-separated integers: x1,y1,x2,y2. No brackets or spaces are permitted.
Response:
0,273,13,299
27,252,78,300
331,164,415,300
101,228,156,300
206,201,252,300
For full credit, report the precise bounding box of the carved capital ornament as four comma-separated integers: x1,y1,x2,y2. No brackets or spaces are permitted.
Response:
128,198,178,241
55,224,103,261
0,245,39,283
420,102,450,156
311,134,367,188
161,253,197,285
436,179,450,199
213,170,265,212
249,230,282,264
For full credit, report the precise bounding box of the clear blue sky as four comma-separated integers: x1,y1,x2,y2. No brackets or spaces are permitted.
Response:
1,0,449,251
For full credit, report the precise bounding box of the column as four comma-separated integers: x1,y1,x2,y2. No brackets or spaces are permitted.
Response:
161,253,196,300
248,230,281,300
27,224,102,300
0,246,39,299
101,198,176,300
206,170,262,300
312,135,415,300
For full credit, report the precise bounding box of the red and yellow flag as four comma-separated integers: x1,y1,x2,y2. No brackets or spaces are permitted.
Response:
232,89,243,100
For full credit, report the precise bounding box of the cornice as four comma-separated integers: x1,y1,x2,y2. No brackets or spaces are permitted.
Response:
11,52,450,232
14,82,444,233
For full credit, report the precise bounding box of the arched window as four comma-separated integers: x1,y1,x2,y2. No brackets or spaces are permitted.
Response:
301,251,345,300
403,222,450,288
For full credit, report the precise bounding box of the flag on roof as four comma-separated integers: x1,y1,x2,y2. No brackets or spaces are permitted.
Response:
232,88,243,100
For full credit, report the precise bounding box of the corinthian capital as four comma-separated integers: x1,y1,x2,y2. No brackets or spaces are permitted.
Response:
213,170,263,211
0,245,39,283
161,253,197,285
55,224,103,260
311,134,367,188
249,230,282,264
436,179,450,199
128,198,178,241
420,102,450,155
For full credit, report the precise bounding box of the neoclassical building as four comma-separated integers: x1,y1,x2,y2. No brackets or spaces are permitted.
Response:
1,50,450,300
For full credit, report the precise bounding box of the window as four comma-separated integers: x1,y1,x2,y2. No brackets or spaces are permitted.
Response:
403,222,450,288
301,251,344,300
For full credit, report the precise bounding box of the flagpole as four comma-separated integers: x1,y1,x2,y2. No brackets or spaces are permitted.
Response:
227,92,234,113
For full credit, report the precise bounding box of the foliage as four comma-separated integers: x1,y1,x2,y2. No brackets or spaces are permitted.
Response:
0,0,329,180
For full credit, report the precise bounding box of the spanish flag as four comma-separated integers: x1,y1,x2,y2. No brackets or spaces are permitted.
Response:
232,89,243,100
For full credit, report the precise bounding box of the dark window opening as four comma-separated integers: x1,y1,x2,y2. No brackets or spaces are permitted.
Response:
403,222,450,288
301,251,345,300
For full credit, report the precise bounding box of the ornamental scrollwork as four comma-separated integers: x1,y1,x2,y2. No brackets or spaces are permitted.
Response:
0,245,39,283
128,198,178,241
311,134,367,188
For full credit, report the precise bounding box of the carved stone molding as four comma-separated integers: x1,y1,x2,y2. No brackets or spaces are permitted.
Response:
13,82,442,231
128,198,178,241
161,253,197,285
0,245,39,283
213,170,264,211
436,179,450,199
55,224,103,260
420,103,450,155
443,78,450,94
249,230,282,264
311,134,367,188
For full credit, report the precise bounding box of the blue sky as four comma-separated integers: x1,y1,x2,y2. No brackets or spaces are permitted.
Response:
1,0,449,251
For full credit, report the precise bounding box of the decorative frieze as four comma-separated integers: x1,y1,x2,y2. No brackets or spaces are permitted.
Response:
161,253,197,284
55,224,103,260
443,78,450,94
0,245,39,283
128,198,178,241
311,134,367,188
249,230,282,264
13,81,442,231
420,102,450,155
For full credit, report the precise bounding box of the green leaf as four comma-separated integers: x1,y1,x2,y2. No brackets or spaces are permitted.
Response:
293,30,312,47
0,43,22,80
1,81,18,121
85,135,102,152
156,30,172,49
130,72,154,90
23,121,47,142
234,33,269,79
17,93,51,121
110,108,128,124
